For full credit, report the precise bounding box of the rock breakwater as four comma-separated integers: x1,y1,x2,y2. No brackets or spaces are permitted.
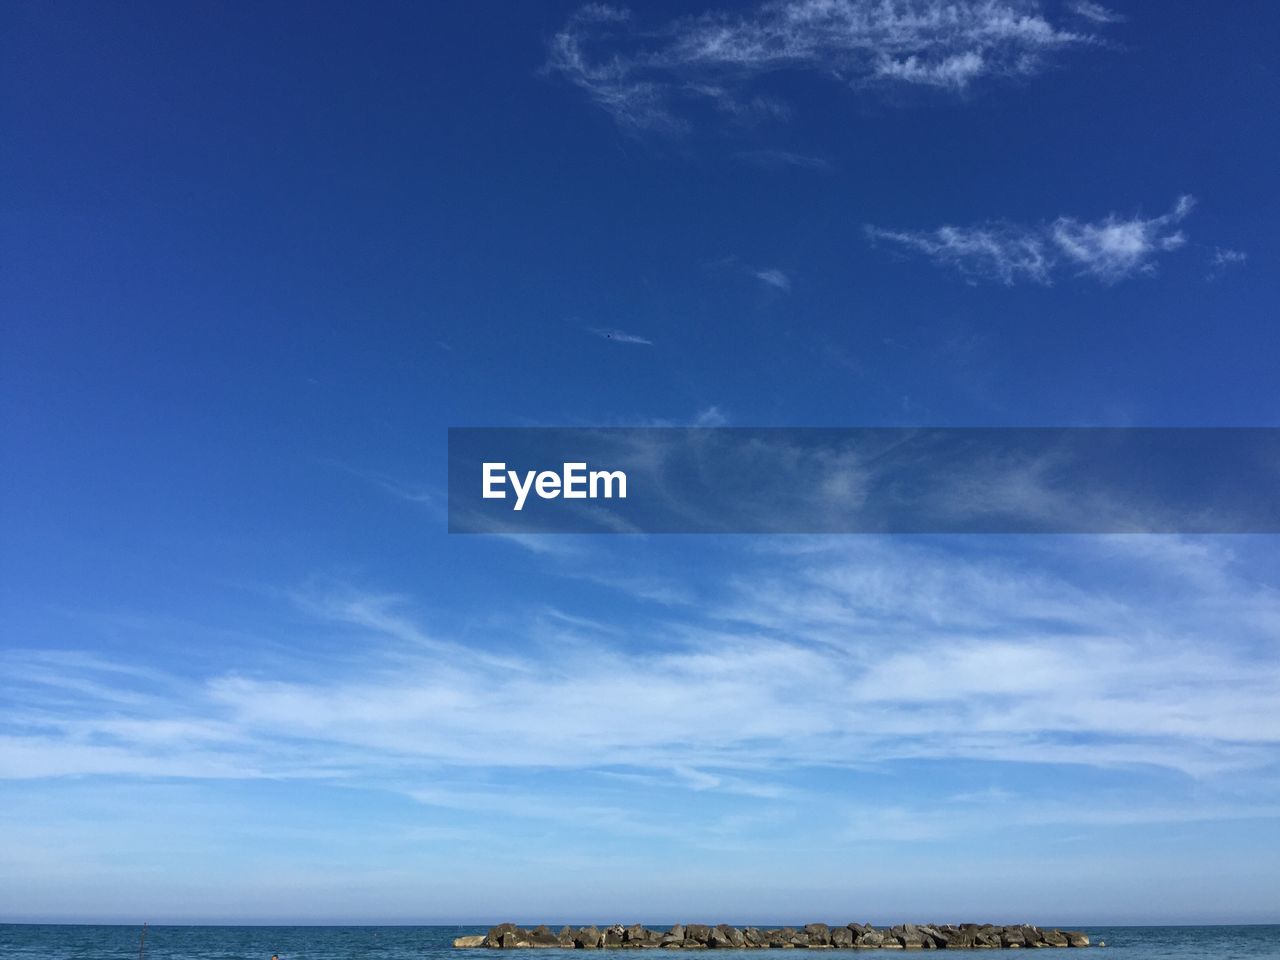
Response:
454,923,1094,950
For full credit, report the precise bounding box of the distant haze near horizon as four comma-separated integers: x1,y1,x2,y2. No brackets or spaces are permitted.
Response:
3,0,1279,926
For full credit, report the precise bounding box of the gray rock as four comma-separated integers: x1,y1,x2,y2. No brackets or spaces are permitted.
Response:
943,931,976,949
1002,927,1027,949
456,920,1097,951
685,925,712,945
718,926,746,948
483,924,522,949
803,925,831,946
527,927,560,948
854,929,883,948
659,925,685,949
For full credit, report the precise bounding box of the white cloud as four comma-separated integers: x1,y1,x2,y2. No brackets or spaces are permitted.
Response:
866,222,1054,284
874,50,987,88
754,267,792,290
1208,246,1247,279
1051,194,1194,282
693,405,729,427
4,536,1278,798
548,0,1107,130
735,148,833,171
546,6,684,132
328,460,439,509
1071,1,1125,24
867,195,1198,284
588,325,653,344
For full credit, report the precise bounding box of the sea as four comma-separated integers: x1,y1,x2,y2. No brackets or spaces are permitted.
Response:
0,926,1277,960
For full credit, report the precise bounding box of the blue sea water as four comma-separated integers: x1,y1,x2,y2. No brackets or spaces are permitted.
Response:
1,926,1277,960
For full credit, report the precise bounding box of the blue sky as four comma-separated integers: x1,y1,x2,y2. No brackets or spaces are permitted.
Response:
3,0,1280,925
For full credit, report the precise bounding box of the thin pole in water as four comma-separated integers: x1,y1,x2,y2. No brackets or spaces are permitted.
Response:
138,923,147,960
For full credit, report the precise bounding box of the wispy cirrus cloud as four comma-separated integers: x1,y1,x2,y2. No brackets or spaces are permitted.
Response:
754,267,792,290
867,195,1197,284
547,1,1111,131
712,255,794,292
5,535,1280,922
1208,247,1248,279
4,537,1279,789
1070,1,1125,24
588,325,653,345
735,148,833,171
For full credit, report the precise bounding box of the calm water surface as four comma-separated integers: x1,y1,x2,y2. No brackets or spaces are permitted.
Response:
1,926,1277,960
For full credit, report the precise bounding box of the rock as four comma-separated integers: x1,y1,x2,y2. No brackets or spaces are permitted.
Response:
1002,927,1027,949
456,920,1097,950
854,929,883,949
976,927,1003,949
641,929,666,948
718,925,746,948
659,925,685,949
803,925,831,946
901,924,925,950
684,925,712,946
483,924,522,949
527,927,561,948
